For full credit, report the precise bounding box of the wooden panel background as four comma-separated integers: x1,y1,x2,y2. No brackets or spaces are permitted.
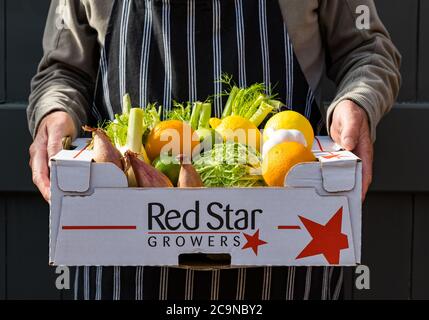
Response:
370,104,429,192
5,0,47,102
0,197,5,300
354,194,414,300
375,0,419,102
5,194,60,300
0,105,35,192
418,0,429,101
0,0,428,300
0,0,5,102
412,196,429,299
0,0,6,300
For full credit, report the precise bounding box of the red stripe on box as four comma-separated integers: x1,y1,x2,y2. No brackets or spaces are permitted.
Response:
73,143,91,159
62,226,137,230
314,137,324,152
277,226,301,230
148,231,241,235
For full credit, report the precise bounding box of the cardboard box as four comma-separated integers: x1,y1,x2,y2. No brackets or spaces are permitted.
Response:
49,137,361,267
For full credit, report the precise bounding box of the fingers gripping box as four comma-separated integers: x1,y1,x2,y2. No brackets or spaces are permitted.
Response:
49,137,361,267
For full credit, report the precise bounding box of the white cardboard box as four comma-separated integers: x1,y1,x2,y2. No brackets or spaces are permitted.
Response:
49,137,361,267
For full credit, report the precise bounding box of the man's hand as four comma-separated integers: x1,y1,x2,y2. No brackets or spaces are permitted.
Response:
330,100,373,200
29,111,76,202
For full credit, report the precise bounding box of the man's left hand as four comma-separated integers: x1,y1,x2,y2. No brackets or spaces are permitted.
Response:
330,100,373,200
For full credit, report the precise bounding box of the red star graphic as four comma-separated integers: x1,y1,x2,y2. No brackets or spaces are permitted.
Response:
242,229,268,256
296,207,349,264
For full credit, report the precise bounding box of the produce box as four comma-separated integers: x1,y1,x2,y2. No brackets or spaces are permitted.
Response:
49,136,361,267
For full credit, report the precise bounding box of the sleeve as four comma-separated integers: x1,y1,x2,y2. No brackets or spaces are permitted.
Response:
319,0,402,141
27,0,100,138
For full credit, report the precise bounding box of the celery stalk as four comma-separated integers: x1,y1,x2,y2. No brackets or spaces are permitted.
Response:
268,99,283,110
231,89,244,116
190,102,203,130
244,94,265,119
122,94,132,115
198,103,212,129
126,108,145,187
126,108,145,153
249,101,274,127
157,105,163,118
222,86,239,118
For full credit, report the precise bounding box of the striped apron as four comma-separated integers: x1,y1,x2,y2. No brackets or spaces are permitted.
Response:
77,0,343,300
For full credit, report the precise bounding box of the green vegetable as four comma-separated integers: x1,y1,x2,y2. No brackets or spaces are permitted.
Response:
198,103,212,129
244,94,265,120
222,86,239,118
231,89,245,116
157,105,163,119
218,75,280,126
104,113,129,148
104,94,161,148
233,83,266,117
165,101,211,130
142,103,161,143
193,142,265,187
196,128,223,148
122,93,132,115
166,101,192,122
126,108,144,153
268,100,283,110
250,101,274,127
142,103,161,129
190,102,203,130
153,155,181,186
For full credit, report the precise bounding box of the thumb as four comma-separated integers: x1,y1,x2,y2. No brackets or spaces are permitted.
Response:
46,127,65,160
340,118,360,151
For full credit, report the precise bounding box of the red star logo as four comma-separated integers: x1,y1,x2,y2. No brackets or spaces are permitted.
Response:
296,207,349,264
242,229,268,256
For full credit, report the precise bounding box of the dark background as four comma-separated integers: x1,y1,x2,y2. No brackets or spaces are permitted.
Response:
0,0,428,300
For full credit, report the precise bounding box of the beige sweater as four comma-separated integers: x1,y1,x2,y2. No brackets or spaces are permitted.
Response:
28,0,401,141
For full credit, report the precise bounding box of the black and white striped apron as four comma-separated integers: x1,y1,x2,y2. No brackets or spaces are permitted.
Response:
78,0,342,300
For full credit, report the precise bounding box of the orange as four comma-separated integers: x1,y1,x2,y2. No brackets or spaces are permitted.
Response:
145,120,200,161
262,141,315,187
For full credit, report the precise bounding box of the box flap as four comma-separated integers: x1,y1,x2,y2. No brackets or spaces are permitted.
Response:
50,138,94,193
312,136,342,152
317,151,359,192
55,159,92,193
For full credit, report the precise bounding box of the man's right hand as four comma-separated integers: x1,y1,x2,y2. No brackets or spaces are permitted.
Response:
29,111,76,202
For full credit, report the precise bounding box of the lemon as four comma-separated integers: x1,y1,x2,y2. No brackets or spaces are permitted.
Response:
215,115,262,151
263,111,314,149
262,141,316,187
209,117,222,129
